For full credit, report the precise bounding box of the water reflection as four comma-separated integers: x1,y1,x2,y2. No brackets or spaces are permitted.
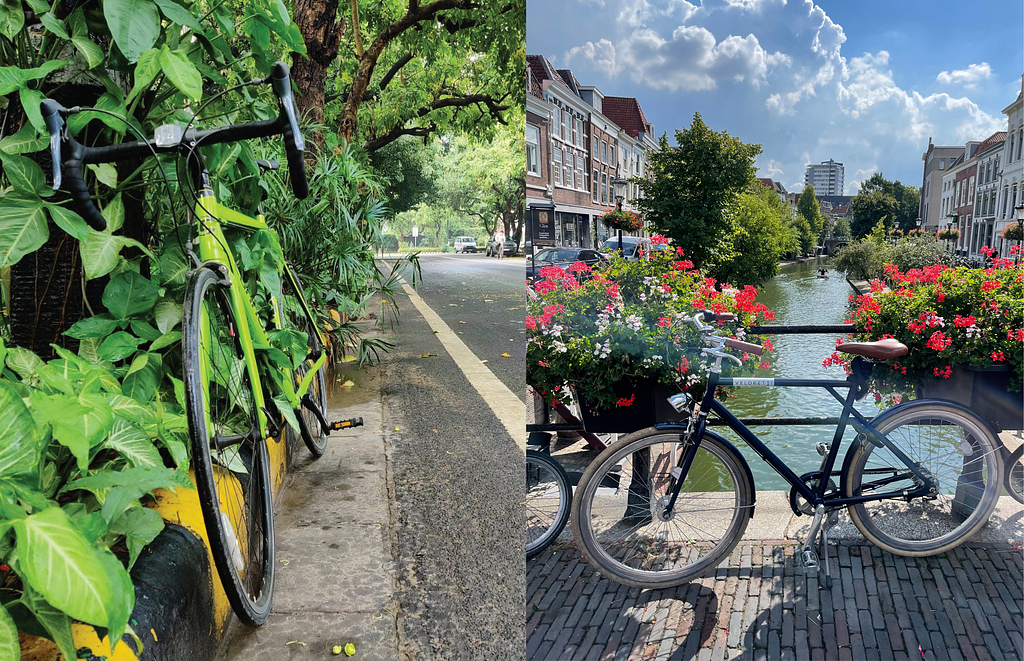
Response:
722,259,880,489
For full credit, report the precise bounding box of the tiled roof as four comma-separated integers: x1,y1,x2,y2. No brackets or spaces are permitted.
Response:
555,69,581,95
602,97,649,138
974,131,1007,156
526,67,543,99
526,55,573,93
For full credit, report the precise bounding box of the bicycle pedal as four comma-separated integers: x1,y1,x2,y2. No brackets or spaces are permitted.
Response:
329,417,363,431
801,549,819,570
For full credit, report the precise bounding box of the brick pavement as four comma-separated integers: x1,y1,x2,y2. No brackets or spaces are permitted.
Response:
526,540,1024,661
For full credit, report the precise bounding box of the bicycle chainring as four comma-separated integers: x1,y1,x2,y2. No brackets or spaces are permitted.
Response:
789,472,838,516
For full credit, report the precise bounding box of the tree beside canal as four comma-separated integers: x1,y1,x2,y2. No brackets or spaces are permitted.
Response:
849,173,919,238
797,184,826,251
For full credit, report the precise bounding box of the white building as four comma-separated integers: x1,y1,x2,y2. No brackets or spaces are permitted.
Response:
803,158,845,196
995,82,1023,256
971,136,1006,255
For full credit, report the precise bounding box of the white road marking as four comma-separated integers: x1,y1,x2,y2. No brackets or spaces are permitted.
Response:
399,280,525,452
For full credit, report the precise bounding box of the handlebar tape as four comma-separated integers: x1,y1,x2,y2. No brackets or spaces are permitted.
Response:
64,143,107,231
724,338,764,356
269,61,308,199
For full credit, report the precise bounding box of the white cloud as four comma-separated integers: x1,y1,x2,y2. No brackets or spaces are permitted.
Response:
759,158,785,178
848,167,877,194
566,39,620,78
936,62,992,89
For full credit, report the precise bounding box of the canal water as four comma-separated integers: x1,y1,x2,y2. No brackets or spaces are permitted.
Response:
719,258,881,490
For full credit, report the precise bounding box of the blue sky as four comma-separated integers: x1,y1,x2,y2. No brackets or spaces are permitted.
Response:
527,0,1023,195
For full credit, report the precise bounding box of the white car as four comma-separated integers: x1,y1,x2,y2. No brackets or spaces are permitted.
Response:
453,236,478,253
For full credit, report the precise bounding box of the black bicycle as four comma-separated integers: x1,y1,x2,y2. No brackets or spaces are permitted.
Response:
571,311,1006,589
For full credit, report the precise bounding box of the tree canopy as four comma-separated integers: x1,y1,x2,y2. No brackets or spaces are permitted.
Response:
797,184,825,250
714,184,799,285
849,173,919,238
634,112,761,269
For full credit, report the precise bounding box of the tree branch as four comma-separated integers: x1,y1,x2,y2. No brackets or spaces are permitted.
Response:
378,53,415,92
363,121,438,152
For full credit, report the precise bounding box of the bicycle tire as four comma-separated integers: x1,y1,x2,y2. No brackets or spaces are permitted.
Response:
183,266,275,626
1005,445,1024,505
525,450,572,559
282,266,329,457
571,428,753,589
843,400,1003,557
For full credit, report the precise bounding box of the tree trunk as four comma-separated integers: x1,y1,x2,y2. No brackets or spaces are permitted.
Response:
292,0,343,126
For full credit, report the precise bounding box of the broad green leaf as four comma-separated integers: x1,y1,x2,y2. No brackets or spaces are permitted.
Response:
80,230,149,280
66,465,191,522
103,0,160,63
39,12,69,39
101,193,125,232
65,314,120,339
6,345,45,379
97,331,143,362
153,0,202,31
103,270,160,319
109,506,163,568
125,353,148,377
97,546,134,647
121,351,161,402
19,86,45,133
46,204,90,241
159,46,202,102
104,418,161,467
130,319,161,341
126,48,161,105
31,392,115,469
34,363,75,395
19,586,77,661
154,300,182,333
67,92,127,135
0,122,47,154
0,192,49,268
0,0,24,39
0,380,42,476
149,330,181,351
273,394,300,432
106,394,157,425
169,375,185,409
0,604,17,661
78,337,104,363
160,433,188,468
0,151,50,196
88,163,118,188
14,507,124,632
0,60,68,95
72,35,105,69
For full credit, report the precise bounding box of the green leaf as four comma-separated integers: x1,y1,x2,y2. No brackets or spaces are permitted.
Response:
124,353,148,376
101,193,125,232
0,604,17,661
153,0,202,31
19,586,77,661
67,92,128,135
103,0,160,63
0,380,42,476
109,506,163,568
273,394,300,432
0,0,25,39
65,314,120,339
106,394,157,425
126,48,161,105
14,507,131,636
88,163,119,189
159,46,202,102
130,319,161,341
72,35,105,69
19,86,45,133
66,465,191,522
154,300,182,334
80,230,149,280
169,375,186,409
149,330,181,351
0,122,47,154
32,392,114,469
46,204,90,241
121,351,161,402
0,192,49,268
39,12,69,39
6,345,44,379
0,60,68,95
0,150,50,196
103,271,160,319
104,417,162,467
97,331,143,362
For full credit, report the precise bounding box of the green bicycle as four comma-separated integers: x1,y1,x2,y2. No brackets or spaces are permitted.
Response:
41,61,345,626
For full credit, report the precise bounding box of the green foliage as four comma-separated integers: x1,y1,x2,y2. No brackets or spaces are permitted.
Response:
833,234,951,280
634,112,761,269
714,185,796,285
797,184,825,248
849,173,919,238
833,218,852,240
832,240,883,280
368,137,435,215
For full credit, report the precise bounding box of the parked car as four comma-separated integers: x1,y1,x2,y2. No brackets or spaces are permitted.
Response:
453,236,478,253
485,237,518,257
600,236,648,260
527,247,607,283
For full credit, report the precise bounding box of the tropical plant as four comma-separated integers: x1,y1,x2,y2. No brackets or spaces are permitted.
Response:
526,236,777,411
824,260,1023,395
599,208,643,233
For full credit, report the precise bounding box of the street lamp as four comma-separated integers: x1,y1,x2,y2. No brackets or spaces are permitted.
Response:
945,213,957,254
1014,204,1024,265
611,177,628,254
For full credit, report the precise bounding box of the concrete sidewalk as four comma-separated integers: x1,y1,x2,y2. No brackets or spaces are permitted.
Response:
219,363,400,660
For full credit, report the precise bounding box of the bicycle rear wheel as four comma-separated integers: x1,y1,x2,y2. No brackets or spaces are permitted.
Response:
525,450,571,558
282,266,329,457
183,266,275,626
843,401,1003,556
571,428,753,589
1005,445,1023,505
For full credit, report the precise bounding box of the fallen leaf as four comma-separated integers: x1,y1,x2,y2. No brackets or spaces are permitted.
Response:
432,330,439,334
333,645,343,655
421,353,438,358
151,629,158,642
285,640,306,646
280,558,289,566
340,354,358,363
484,299,494,302
481,359,488,364
394,426,401,431
345,643,356,656
339,380,355,389
500,352,511,358
458,321,467,324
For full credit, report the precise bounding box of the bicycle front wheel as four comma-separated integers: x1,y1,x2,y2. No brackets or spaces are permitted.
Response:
571,428,753,589
1005,445,1023,505
525,450,571,559
183,266,275,626
283,266,329,457
843,401,1003,556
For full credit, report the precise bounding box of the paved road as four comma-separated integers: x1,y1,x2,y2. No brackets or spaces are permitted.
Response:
381,253,526,660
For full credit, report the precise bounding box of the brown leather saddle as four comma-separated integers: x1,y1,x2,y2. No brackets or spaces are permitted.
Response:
836,337,908,360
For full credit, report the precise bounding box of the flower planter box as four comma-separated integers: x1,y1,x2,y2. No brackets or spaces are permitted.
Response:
574,377,688,433
919,365,1023,431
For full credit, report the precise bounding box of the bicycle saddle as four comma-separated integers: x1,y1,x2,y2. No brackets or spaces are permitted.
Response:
835,338,908,360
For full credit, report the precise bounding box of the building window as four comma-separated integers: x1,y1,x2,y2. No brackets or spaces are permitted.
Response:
609,144,615,167
574,118,583,147
562,110,570,142
601,172,608,205
553,147,562,187
576,157,584,191
565,153,573,188
592,169,599,202
526,124,540,176
585,168,590,195
593,134,598,156
571,118,578,147
939,158,944,169
601,141,607,164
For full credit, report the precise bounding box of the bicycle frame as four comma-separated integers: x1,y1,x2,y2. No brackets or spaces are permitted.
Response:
661,370,939,516
192,169,327,440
